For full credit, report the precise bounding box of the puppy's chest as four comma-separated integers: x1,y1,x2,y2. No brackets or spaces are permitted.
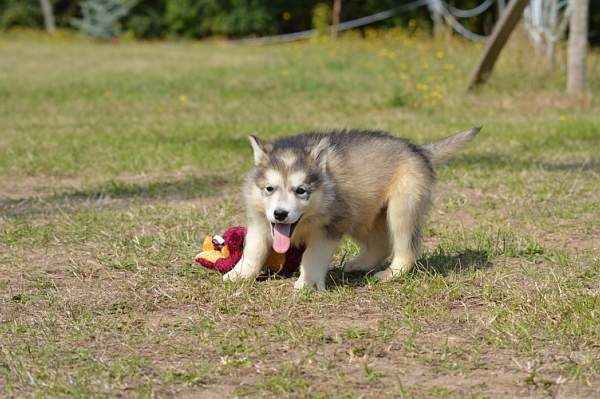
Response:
291,228,310,246
291,219,348,244
291,222,327,245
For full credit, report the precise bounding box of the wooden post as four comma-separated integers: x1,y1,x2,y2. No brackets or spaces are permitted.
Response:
467,0,530,90
567,0,589,94
39,0,56,35
331,0,342,39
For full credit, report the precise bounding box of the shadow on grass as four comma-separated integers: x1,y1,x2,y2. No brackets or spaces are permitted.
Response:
418,248,491,276
0,174,229,218
446,154,599,172
66,175,228,200
326,248,491,288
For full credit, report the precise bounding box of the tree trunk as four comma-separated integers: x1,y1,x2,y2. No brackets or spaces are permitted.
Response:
545,0,557,66
331,0,342,39
39,0,56,35
567,0,589,94
429,0,443,37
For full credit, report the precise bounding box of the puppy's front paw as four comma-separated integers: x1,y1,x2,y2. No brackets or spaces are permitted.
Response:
223,261,245,282
223,269,241,282
294,276,326,291
223,261,260,282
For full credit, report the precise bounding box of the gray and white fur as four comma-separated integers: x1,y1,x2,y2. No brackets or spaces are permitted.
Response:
224,127,481,290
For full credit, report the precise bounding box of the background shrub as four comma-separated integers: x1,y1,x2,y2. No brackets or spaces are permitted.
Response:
0,0,598,44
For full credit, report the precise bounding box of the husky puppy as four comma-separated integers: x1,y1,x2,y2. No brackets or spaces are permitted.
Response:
224,127,480,290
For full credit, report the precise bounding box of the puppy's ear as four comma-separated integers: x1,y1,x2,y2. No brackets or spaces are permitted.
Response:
248,135,271,165
310,137,329,171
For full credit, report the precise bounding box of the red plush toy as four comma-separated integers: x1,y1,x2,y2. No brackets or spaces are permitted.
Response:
194,226,304,276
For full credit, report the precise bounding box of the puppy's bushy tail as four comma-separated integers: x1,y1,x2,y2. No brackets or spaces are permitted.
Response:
423,126,481,165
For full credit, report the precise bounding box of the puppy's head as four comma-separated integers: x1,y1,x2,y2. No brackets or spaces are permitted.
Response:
246,135,329,253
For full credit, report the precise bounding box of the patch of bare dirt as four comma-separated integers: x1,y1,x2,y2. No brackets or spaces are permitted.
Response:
0,175,84,200
1,180,234,220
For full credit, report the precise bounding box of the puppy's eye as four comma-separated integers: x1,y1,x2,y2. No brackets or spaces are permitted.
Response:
295,187,307,195
264,186,274,193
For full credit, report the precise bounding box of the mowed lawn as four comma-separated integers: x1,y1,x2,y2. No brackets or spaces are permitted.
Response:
1,30,599,397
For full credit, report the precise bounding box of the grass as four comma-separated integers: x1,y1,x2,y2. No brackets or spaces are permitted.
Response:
1,28,599,397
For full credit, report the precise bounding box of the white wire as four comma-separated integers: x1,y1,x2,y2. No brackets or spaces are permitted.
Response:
444,0,496,18
236,0,490,45
337,0,432,30
236,0,430,44
437,1,488,42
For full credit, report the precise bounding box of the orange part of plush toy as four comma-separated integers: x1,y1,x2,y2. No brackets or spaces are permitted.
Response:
198,235,230,263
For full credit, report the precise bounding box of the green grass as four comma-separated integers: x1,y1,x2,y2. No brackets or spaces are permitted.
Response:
1,29,599,397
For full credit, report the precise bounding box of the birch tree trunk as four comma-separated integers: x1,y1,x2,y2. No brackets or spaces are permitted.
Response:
545,0,558,66
428,0,444,37
39,0,56,35
566,0,589,94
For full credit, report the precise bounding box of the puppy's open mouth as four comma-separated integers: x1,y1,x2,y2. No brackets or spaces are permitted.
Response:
271,220,299,254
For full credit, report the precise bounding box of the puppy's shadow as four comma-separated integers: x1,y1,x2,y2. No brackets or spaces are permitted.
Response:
418,248,491,276
327,248,491,287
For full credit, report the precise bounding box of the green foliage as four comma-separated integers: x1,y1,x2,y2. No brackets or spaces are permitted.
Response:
164,0,207,38
0,0,40,30
72,0,137,39
227,0,275,36
311,3,330,37
1,0,600,43
125,1,165,38
164,0,275,38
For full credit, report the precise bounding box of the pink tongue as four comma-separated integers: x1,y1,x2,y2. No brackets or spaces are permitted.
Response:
272,223,292,254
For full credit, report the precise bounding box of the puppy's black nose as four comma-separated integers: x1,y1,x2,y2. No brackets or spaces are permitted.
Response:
273,209,288,221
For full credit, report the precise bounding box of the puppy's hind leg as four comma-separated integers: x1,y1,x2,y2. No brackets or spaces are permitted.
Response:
375,165,432,281
343,214,390,273
294,231,339,291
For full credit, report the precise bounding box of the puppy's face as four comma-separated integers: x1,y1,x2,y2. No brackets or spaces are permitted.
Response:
246,135,328,252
